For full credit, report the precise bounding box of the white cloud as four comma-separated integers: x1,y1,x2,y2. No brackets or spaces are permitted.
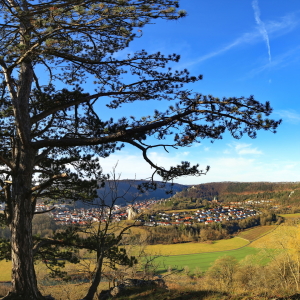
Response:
252,0,271,62
187,157,300,184
234,143,250,151
238,148,262,155
97,148,300,186
182,12,298,67
227,142,263,155
98,149,203,181
247,45,300,77
275,109,300,124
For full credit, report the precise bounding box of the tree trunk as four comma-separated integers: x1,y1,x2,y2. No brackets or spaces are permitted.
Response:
2,147,44,300
7,198,43,299
82,255,104,300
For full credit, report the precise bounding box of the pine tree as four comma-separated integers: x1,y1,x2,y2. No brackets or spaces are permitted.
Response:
0,0,280,299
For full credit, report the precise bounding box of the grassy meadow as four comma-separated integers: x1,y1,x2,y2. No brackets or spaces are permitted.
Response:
154,246,259,273
142,226,279,273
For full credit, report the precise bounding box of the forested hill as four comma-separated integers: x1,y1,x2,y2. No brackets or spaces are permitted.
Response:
174,181,300,204
76,181,300,207
76,180,188,207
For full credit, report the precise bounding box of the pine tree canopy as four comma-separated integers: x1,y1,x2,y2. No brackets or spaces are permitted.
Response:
0,0,280,195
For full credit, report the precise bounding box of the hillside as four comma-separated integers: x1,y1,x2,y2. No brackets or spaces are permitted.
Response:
76,180,189,207
173,181,300,205
75,181,300,208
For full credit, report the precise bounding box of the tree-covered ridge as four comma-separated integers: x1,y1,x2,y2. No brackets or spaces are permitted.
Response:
175,181,300,203
93,180,188,206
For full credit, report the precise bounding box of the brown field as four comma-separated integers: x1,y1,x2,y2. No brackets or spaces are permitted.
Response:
238,225,276,242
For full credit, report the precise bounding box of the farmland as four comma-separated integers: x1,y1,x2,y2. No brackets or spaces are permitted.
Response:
142,226,278,272
250,224,299,248
0,229,265,282
0,220,298,300
237,225,275,241
0,225,281,282
143,237,249,256
154,246,259,272
279,213,300,219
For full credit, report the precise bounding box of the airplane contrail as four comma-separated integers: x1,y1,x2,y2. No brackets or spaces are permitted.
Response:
252,0,271,62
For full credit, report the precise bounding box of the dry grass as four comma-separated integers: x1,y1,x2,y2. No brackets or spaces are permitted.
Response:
0,260,11,281
0,284,10,298
39,281,111,300
89,220,148,238
279,213,300,219
110,273,288,300
250,224,299,249
109,275,227,300
142,237,249,256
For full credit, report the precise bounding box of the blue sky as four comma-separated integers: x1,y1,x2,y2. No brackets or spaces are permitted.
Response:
98,0,300,184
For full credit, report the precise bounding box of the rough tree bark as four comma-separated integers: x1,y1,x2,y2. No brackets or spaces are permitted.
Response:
4,148,43,299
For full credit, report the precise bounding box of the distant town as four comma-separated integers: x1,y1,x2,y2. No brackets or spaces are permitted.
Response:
15,197,264,226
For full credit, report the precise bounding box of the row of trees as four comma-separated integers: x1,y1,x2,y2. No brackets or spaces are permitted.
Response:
173,182,300,204
0,214,60,240
132,212,280,245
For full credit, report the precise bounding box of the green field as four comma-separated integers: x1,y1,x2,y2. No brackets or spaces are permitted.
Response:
145,226,280,274
154,246,259,273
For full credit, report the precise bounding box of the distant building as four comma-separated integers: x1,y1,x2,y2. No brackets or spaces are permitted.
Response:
127,206,138,220
212,196,218,204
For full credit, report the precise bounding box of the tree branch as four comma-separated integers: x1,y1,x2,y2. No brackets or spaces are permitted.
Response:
31,173,67,192
0,155,14,170
34,207,55,215
30,91,142,124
